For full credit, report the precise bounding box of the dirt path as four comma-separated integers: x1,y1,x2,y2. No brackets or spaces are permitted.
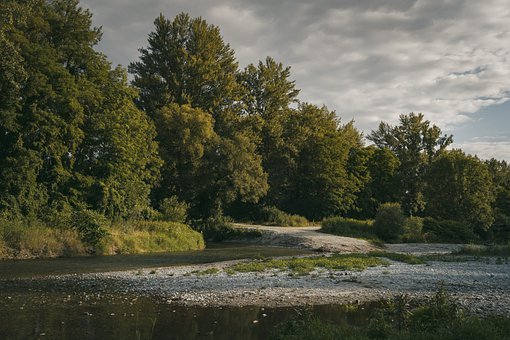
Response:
233,224,463,255
233,224,377,253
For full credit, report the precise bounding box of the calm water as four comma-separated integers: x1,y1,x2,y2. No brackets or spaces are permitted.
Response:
0,293,374,340
0,243,313,280
0,243,371,339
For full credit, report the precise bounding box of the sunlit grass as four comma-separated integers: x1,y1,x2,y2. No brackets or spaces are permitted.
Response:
229,254,388,274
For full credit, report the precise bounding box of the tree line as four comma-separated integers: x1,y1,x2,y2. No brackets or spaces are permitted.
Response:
1,0,509,243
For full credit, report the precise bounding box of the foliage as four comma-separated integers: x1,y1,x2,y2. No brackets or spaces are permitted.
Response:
368,113,453,215
0,218,84,259
192,215,262,242
423,217,477,243
160,196,189,223
401,216,425,242
373,203,406,242
100,220,204,254
254,206,309,227
71,209,108,249
271,289,510,340
424,150,495,235
321,217,376,240
455,243,510,257
230,254,388,274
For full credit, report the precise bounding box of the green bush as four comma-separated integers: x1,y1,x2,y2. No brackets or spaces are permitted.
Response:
423,217,477,243
374,203,406,242
160,196,189,223
401,216,425,242
71,209,109,249
192,215,262,242
255,206,309,227
321,217,375,239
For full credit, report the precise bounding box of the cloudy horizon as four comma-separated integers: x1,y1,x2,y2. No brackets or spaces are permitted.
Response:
81,0,510,161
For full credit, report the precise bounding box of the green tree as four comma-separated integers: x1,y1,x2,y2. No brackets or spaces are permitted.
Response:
424,150,495,235
486,158,510,240
368,113,453,215
280,104,365,219
130,14,268,216
0,0,161,220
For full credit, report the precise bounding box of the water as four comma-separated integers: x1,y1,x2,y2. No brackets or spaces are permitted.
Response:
0,243,372,339
0,243,312,280
0,293,374,339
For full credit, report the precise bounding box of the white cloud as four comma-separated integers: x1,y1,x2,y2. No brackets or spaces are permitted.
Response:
81,0,510,160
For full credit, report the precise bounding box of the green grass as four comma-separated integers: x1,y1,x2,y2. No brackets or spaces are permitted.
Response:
455,244,510,257
100,221,205,254
0,218,85,259
229,254,388,274
270,289,510,340
255,206,310,227
368,251,425,264
321,217,381,242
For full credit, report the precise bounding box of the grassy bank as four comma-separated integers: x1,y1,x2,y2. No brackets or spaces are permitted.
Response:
271,289,510,339
229,254,388,275
0,219,204,259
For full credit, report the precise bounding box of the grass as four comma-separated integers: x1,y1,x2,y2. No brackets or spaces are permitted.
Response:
229,254,388,275
321,217,381,243
100,220,205,255
254,206,310,227
368,251,425,264
455,243,510,257
270,289,510,340
0,218,85,259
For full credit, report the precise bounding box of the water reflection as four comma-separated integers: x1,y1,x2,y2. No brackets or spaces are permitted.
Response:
0,293,374,340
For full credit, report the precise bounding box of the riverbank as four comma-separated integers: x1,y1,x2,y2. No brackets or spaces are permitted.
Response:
3,253,509,317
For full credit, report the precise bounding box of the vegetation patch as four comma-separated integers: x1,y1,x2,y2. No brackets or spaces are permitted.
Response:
253,206,310,227
455,244,510,257
270,289,510,340
368,251,425,265
193,216,262,242
100,221,204,255
229,254,388,274
321,217,377,240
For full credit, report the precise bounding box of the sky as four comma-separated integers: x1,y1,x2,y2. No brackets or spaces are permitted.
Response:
80,0,510,161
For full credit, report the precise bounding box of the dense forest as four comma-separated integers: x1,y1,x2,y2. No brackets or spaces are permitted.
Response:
1,0,509,257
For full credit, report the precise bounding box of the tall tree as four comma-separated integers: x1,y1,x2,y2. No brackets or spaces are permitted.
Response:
424,150,495,235
368,113,453,215
486,159,510,240
237,57,300,206
130,13,268,215
0,0,161,219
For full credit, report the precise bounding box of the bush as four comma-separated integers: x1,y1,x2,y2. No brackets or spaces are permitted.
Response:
160,196,189,223
373,203,406,242
321,217,375,239
255,206,309,227
71,209,109,249
401,216,425,242
423,217,477,243
192,215,262,242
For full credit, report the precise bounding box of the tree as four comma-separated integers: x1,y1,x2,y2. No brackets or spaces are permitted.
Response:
0,0,161,220
129,13,242,134
424,150,495,235
129,14,268,216
237,57,300,206
278,104,365,219
486,159,510,240
368,113,453,215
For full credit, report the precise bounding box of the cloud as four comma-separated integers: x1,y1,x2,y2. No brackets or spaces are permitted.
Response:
80,0,510,160
455,137,510,162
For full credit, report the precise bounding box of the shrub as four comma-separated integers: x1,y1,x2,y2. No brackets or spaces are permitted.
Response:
373,203,406,242
423,217,477,243
160,196,189,223
401,216,425,242
255,206,309,227
321,217,375,239
192,215,262,242
71,209,109,249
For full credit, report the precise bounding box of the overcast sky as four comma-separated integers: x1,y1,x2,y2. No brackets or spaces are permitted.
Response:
81,0,510,161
